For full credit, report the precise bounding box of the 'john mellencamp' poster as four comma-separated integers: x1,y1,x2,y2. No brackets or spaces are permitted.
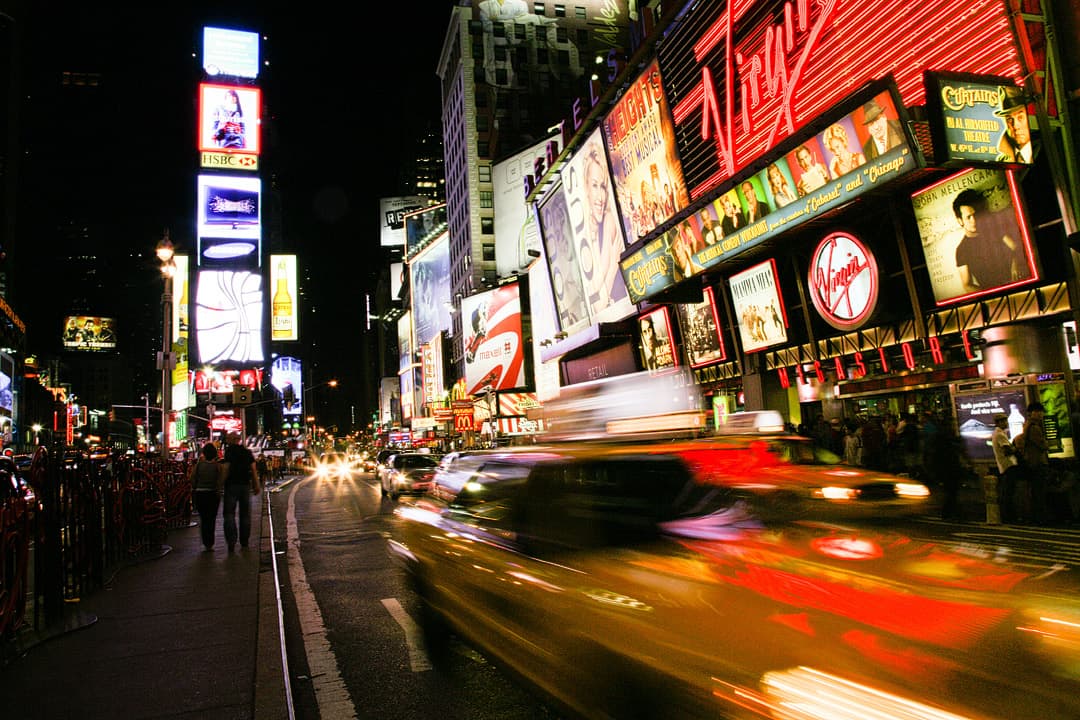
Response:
728,259,788,353
911,167,1037,305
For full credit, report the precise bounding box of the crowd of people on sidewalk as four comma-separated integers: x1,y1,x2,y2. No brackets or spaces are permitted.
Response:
801,406,1080,525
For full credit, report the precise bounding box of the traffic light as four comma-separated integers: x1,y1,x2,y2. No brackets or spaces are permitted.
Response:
232,385,252,405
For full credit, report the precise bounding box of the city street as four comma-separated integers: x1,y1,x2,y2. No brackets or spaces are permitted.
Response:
267,469,561,720
268,467,1080,720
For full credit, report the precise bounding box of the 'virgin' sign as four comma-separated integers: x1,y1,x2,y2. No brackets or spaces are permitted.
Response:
808,231,878,331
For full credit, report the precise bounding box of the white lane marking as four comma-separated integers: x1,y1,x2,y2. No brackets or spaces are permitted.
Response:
286,482,359,720
381,598,433,672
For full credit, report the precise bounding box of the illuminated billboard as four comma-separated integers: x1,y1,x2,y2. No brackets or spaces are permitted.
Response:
409,233,452,348
911,167,1037,306
528,248,563,397
924,73,1034,166
676,286,727,368
638,306,677,372
62,315,117,352
619,85,919,303
380,196,434,247
197,174,261,242
397,312,413,374
172,255,192,411
271,356,303,417
194,270,265,364
202,27,260,79
602,59,688,242
198,84,261,156
658,0,1022,200
270,254,298,341
389,262,405,302
536,181,590,337
198,237,259,267
494,135,557,277
404,203,449,258
728,259,788,354
560,128,635,325
461,283,525,395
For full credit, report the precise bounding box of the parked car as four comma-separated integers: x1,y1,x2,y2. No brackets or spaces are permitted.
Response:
388,439,1079,720
380,452,439,500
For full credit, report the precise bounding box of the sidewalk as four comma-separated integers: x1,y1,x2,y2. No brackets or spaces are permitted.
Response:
0,490,289,720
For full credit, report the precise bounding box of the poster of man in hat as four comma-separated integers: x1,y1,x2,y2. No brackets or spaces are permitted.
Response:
995,86,1033,164
860,93,905,160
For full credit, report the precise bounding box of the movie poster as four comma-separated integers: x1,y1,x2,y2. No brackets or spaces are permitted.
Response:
728,259,788,353
602,59,689,241
677,286,726,367
911,167,1037,305
638,306,677,372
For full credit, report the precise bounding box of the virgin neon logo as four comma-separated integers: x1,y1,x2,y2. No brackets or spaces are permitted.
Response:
808,231,878,331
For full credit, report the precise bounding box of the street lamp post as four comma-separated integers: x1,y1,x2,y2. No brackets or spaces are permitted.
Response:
156,230,176,460
303,379,338,451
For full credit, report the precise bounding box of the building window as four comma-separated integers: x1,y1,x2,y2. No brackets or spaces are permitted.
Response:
516,23,527,40
477,141,489,156
575,7,586,19
476,116,489,132
533,2,545,15
479,191,494,209
478,164,492,183
481,217,495,234
482,244,496,261
537,48,548,64
555,4,565,17
577,29,589,46
558,49,570,67
556,27,567,43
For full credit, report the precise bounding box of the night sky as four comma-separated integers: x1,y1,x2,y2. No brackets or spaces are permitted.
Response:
16,3,456,430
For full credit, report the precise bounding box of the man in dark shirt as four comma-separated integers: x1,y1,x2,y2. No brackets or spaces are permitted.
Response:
222,432,259,551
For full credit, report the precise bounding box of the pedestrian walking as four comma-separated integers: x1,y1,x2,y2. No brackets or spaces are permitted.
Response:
922,411,966,521
189,442,224,551
221,433,260,552
991,414,1022,523
257,453,270,487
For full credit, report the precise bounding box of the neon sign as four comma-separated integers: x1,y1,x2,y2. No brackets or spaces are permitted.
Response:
660,0,1022,199
808,231,878,331
776,330,979,387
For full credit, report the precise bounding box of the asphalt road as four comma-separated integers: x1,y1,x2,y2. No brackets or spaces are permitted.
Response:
268,470,562,720
268,469,1080,720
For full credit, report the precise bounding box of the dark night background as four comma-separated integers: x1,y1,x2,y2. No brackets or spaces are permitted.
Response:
13,4,454,432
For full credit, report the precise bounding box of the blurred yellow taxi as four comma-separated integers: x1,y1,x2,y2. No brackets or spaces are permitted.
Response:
389,438,1080,719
